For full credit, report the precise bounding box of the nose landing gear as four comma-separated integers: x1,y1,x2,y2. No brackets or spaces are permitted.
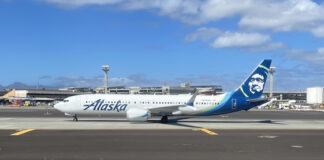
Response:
73,114,78,121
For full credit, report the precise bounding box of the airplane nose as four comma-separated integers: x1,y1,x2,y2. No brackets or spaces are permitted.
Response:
54,102,63,111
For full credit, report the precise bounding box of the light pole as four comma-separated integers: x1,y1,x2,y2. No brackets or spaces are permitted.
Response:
269,67,276,98
37,78,41,90
102,65,110,94
269,67,276,108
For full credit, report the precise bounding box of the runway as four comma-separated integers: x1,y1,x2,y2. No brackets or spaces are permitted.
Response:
1,107,324,159
0,107,324,130
1,107,324,119
1,129,324,160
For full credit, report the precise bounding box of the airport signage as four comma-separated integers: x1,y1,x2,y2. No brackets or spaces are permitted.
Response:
83,99,127,112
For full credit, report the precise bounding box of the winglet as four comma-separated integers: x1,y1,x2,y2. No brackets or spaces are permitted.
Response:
186,89,198,107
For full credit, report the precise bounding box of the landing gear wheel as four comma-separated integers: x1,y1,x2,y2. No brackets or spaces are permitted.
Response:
73,114,78,122
161,116,168,123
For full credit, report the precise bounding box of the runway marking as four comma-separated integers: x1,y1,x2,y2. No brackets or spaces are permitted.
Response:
11,129,35,136
258,135,278,139
199,128,218,135
291,145,303,148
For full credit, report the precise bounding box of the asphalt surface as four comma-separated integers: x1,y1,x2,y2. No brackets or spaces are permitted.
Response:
1,129,323,160
1,108,324,159
1,107,324,120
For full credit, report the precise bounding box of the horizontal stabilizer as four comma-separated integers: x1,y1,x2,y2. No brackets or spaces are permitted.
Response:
247,97,270,102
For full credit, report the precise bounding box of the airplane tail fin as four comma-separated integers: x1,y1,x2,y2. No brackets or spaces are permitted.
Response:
235,59,272,99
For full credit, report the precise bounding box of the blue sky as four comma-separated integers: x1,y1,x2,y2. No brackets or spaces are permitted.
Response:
1,0,324,91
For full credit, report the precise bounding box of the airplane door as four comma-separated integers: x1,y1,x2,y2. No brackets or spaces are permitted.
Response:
232,99,237,110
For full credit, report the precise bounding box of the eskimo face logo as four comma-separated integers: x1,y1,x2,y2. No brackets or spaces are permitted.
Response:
248,74,264,94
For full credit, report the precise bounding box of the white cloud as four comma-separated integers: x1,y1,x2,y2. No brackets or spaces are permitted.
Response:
238,0,324,33
184,27,221,42
121,0,202,24
273,66,324,91
40,0,324,37
53,73,242,91
185,27,284,51
211,32,270,48
109,77,134,86
42,0,123,7
121,0,324,36
311,26,324,37
195,0,256,24
123,0,200,14
242,42,286,52
285,48,324,65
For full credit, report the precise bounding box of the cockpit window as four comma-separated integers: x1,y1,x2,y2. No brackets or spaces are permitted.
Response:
63,100,69,103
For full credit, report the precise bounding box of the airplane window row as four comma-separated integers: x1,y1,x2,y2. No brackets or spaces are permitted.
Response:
195,102,217,105
150,102,186,105
84,100,218,105
85,101,131,104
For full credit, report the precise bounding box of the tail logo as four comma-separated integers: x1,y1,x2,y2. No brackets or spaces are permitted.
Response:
248,74,264,94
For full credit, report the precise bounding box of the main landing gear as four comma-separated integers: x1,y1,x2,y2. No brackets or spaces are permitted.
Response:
73,114,78,121
161,115,168,123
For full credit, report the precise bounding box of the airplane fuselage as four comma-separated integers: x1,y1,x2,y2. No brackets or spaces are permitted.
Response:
54,92,256,117
54,59,272,122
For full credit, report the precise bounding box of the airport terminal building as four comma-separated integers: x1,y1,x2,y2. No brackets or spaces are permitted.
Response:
1,85,323,109
0,89,91,106
96,83,223,95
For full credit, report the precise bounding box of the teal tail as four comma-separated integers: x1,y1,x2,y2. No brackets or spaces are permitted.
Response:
235,59,272,99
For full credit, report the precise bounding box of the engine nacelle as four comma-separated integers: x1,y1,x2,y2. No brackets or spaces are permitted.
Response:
126,108,150,121
178,106,197,114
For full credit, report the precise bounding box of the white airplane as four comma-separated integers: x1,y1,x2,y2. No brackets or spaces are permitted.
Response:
54,59,272,123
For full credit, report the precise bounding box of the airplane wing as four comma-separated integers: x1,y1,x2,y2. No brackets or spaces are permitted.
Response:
149,105,184,115
148,90,199,115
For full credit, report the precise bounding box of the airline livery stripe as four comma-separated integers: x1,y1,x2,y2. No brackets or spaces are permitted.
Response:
197,93,227,114
240,87,249,97
259,65,270,72
11,129,35,136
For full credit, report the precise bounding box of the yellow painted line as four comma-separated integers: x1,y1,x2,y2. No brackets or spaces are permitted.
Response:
240,87,249,98
11,129,35,136
220,115,228,118
259,65,270,72
199,128,218,135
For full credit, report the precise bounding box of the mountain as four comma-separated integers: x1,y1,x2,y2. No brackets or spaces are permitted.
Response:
6,82,34,89
1,82,60,90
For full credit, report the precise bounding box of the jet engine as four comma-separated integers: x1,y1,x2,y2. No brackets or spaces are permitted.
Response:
126,108,150,121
